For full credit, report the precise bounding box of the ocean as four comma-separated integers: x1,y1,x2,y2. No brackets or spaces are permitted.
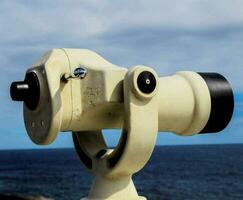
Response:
0,145,243,200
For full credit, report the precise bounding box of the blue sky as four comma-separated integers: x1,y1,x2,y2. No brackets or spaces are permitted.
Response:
0,0,243,149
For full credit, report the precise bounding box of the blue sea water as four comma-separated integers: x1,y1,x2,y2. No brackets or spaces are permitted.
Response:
0,145,243,200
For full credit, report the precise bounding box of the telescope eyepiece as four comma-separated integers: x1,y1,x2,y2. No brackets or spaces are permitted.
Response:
10,82,29,101
10,72,40,110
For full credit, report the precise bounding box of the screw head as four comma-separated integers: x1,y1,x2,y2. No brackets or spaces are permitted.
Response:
137,71,157,94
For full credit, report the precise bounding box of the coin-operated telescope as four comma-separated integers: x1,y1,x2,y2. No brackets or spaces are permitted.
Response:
10,49,234,200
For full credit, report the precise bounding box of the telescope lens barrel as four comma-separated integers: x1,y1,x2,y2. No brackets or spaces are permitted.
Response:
198,73,234,133
10,72,40,110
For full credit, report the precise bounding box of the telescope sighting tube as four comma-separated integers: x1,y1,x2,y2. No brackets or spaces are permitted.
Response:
9,49,234,145
157,72,234,135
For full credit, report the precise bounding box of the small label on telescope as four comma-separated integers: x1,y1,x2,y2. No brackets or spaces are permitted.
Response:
73,66,87,79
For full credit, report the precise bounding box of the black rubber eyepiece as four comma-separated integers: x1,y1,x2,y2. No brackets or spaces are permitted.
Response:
198,73,234,133
137,71,156,94
10,72,40,110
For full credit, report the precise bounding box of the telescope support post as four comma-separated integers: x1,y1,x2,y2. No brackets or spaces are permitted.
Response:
73,66,159,200
82,175,145,200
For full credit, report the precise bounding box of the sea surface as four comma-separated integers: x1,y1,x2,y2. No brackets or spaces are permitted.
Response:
0,145,243,200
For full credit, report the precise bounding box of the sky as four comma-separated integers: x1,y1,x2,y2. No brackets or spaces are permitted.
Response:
0,0,243,149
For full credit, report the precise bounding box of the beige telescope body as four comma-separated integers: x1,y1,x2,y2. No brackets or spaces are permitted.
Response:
10,49,234,200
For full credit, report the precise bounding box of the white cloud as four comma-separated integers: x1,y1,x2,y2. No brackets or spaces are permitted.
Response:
1,0,243,41
1,0,243,88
